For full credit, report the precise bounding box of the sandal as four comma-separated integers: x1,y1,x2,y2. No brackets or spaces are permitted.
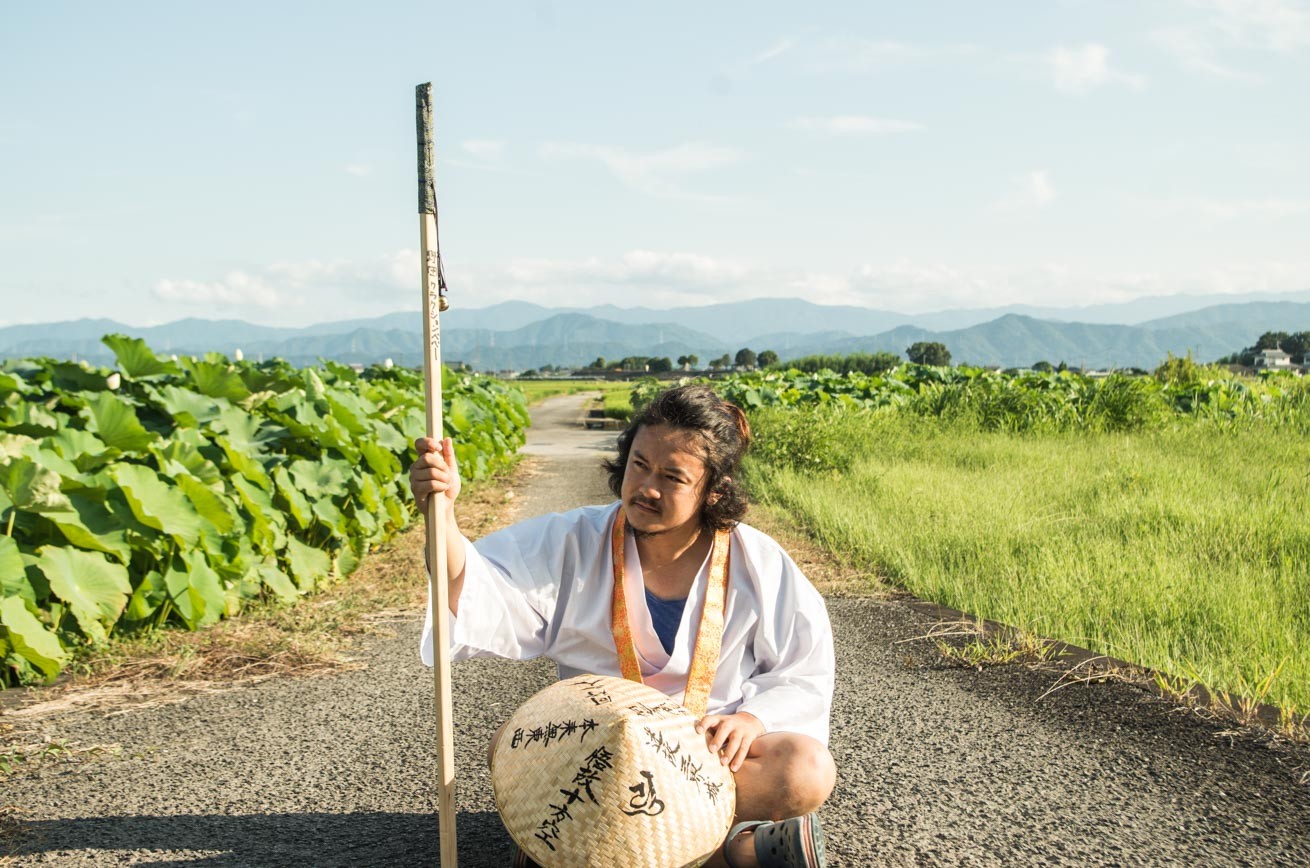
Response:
724,814,826,868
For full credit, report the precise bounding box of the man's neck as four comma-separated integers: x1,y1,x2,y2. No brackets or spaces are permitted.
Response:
636,518,712,586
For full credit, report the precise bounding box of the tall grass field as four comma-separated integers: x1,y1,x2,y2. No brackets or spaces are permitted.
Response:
746,406,1310,718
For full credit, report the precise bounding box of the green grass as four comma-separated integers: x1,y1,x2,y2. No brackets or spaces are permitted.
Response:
512,379,629,406
746,408,1310,716
603,388,635,421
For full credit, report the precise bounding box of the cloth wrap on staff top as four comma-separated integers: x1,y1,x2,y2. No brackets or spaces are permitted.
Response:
490,513,737,868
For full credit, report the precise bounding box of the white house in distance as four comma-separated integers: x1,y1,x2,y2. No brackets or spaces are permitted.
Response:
1255,349,1292,369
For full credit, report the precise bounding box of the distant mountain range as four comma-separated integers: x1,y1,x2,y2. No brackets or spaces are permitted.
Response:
3,295,1309,371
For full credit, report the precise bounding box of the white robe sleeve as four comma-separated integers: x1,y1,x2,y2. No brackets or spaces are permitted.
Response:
419,508,602,667
732,527,835,745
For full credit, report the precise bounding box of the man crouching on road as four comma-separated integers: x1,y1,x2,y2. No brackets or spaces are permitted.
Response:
411,384,837,868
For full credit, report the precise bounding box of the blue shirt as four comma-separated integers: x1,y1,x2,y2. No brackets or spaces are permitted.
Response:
644,587,687,655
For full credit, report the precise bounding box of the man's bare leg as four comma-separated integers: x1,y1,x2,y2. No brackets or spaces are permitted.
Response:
706,732,837,868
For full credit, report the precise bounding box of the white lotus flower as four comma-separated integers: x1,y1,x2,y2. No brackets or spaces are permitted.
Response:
106,372,121,390
384,358,394,370
234,348,244,361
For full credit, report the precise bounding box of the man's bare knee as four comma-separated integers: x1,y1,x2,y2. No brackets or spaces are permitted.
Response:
738,733,837,820
774,737,834,816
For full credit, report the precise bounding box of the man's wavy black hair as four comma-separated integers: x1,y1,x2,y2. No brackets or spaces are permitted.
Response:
603,384,752,531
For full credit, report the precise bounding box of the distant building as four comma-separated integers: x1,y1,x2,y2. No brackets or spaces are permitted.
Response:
1256,349,1292,369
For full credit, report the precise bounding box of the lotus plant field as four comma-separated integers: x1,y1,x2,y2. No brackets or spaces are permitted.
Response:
0,336,528,686
633,362,1310,433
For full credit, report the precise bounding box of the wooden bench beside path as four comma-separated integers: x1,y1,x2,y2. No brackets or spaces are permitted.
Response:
580,396,624,430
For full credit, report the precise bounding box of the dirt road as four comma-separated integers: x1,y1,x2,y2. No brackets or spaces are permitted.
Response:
5,394,1309,866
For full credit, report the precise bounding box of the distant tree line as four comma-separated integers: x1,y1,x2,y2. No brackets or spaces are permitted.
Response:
575,348,781,374
1216,330,1310,366
761,342,955,374
768,351,901,375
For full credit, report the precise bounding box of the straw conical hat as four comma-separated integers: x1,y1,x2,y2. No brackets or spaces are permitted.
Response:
492,674,737,868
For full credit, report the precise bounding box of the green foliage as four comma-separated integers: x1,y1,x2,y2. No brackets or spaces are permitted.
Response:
1255,331,1290,351
0,335,528,685
635,365,1310,435
773,352,901,375
747,406,864,474
906,341,951,366
734,348,757,369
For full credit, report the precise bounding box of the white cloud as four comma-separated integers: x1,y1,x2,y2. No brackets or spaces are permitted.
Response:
794,260,1310,313
993,170,1056,211
344,164,372,177
1028,171,1056,206
461,139,505,160
151,250,1310,322
1135,194,1310,219
152,251,419,318
1151,27,1258,80
502,250,747,289
154,272,296,308
1198,0,1310,52
540,141,745,200
1045,43,1145,93
815,37,979,71
1154,0,1310,79
748,38,796,67
788,115,924,135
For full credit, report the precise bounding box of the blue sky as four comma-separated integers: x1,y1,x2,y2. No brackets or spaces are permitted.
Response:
2,0,1308,327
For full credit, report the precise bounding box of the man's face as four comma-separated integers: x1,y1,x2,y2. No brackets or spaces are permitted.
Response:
620,424,711,537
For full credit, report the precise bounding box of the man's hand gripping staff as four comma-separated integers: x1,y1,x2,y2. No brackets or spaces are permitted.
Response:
411,437,468,615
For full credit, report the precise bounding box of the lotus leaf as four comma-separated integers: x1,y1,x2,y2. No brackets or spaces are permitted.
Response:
164,550,226,629
0,595,66,680
150,384,227,427
216,435,272,490
176,473,237,536
0,536,33,603
111,463,206,546
102,334,180,379
285,537,330,591
124,570,166,621
82,392,156,453
289,458,350,500
45,494,132,563
2,458,72,513
230,475,286,554
272,466,314,531
2,400,61,436
34,546,132,644
183,359,251,402
255,563,300,603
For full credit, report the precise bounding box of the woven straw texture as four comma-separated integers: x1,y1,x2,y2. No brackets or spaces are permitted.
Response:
492,674,737,868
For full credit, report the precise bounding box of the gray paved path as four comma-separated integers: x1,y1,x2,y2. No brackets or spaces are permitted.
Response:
5,394,1309,866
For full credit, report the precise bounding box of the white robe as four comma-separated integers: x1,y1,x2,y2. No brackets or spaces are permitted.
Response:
420,501,835,745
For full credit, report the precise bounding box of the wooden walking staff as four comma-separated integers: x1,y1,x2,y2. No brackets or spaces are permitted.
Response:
416,81,458,867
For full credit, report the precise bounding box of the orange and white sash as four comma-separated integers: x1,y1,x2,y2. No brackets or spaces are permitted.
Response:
609,509,730,717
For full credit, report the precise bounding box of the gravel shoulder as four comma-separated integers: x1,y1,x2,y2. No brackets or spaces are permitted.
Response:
4,394,1308,866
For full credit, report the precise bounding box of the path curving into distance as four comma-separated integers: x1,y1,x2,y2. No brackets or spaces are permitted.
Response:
5,393,1309,866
